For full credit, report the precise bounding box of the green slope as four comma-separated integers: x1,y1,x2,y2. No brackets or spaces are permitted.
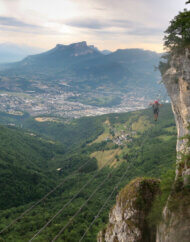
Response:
0,125,64,209
0,104,177,241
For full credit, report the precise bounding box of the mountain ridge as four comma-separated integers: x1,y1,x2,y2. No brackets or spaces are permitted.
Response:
0,41,161,91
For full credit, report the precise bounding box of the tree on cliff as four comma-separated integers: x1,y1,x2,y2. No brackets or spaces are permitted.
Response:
164,3,190,51
159,2,190,75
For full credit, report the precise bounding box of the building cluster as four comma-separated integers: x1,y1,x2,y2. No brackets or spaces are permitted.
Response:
105,127,137,146
0,89,149,119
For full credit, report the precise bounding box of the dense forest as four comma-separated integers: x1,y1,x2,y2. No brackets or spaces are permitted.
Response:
0,104,176,241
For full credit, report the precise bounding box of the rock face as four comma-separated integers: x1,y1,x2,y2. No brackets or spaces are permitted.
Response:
156,48,190,242
163,48,190,154
98,178,160,242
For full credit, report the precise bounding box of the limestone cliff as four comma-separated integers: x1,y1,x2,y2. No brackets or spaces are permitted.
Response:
156,49,190,242
163,48,190,155
97,178,160,242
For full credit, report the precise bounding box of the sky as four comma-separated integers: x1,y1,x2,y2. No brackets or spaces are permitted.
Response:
0,0,188,52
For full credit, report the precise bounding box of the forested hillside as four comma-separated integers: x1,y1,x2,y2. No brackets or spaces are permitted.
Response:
0,104,176,241
0,125,65,209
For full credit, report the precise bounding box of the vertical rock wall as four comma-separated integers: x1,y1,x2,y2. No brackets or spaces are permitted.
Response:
156,48,190,242
163,48,190,154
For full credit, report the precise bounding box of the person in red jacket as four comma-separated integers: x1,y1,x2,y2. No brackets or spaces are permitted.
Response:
150,100,162,121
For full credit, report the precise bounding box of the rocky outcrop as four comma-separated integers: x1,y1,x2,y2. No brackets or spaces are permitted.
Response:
98,178,160,242
156,48,190,242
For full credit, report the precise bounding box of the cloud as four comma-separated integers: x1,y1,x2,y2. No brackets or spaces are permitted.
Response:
65,18,108,29
112,19,137,28
127,27,163,36
64,17,163,37
2,0,20,2
0,0,186,52
70,0,187,33
64,17,137,30
0,16,40,28
93,7,106,11
0,26,57,36
0,16,60,35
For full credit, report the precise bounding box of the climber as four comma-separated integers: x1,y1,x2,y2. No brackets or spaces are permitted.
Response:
150,100,162,121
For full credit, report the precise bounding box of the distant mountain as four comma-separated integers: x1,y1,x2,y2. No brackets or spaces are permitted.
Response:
70,48,161,90
101,50,112,55
0,43,44,63
20,41,101,67
0,41,162,96
86,45,111,55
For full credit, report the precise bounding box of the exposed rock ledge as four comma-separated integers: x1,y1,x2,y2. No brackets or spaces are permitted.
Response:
98,178,160,242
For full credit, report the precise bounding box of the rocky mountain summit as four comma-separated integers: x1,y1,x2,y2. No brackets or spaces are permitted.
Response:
19,41,101,68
